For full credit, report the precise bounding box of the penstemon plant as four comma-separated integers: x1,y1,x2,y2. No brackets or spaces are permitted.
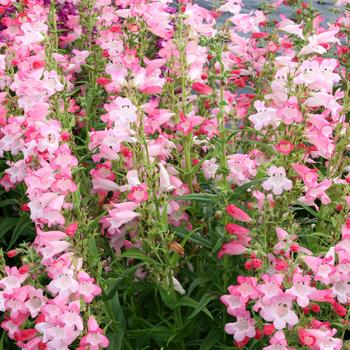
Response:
0,0,349,349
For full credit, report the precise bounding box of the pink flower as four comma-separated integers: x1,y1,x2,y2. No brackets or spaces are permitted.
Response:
220,289,246,316
80,317,109,350
225,223,250,236
227,154,257,185
276,96,302,125
249,101,279,131
101,202,140,234
202,158,219,180
259,294,298,329
218,239,249,258
15,23,44,45
263,166,292,196
292,164,318,188
191,82,213,95
303,253,335,285
226,204,252,222
278,15,305,39
224,310,256,342
77,272,102,303
127,184,148,204
263,331,289,350
286,272,316,307
34,228,71,265
275,140,294,155
47,273,79,301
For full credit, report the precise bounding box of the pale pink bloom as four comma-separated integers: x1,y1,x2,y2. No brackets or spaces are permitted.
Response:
59,304,84,336
249,101,279,131
263,331,290,350
278,15,304,39
299,35,327,56
42,70,64,96
102,202,140,234
25,286,47,318
286,273,316,307
335,238,350,264
36,120,62,154
335,0,350,4
127,184,148,204
28,192,66,227
231,11,264,33
233,277,259,303
227,154,257,185
77,272,102,303
220,289,246,316
315,27,340,45
256,274,284,303
305,327,342,350
34,228,71,265
4,287,28,320
202,158,219,180
15,23,44,45
263,166,292,196
0,266,29,293
105,62,127,87
143,3,174,39
331,281,350,304
292,164,318,188
183,4,217,37
103,97,137,128
217,0,243,14
218,238,249,258
319,59,340,88
80,317,109,349
68,50,90,74
303,254,335,285
276,96,302,125
259,294,298,329
47,273,79,300
298,179,332,209
224,310,256,342
1,319,20,339
294,60,320,85
5,159,27,184
159,163,175,193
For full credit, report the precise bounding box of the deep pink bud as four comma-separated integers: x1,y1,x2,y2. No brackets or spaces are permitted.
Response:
226,204,252,222
66,223,78,237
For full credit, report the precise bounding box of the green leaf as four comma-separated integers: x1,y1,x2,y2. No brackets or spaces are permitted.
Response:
0,217,19,241
121,248,158,266
0,199,18,208
172,227,212,249
103,264,140,300
8,215,32,249
170,193,218,204
293,203,319,218
87,236,99,269
199,328,222,350
177,294,216,320
0,332,4,350
231,177,266,198
105,291,125,350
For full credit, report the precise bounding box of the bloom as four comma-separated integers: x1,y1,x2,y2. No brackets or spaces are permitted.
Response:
226,204,252,222
263,166,292,195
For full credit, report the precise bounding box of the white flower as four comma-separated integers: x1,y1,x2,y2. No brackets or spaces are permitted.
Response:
263,166,292,195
